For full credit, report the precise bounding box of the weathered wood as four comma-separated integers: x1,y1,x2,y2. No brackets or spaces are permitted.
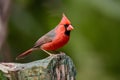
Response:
0,53,76,80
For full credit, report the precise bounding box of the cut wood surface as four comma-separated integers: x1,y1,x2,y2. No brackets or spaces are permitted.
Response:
0,52,76,80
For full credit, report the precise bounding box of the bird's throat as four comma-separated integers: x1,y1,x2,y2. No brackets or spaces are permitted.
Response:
65,30,70,36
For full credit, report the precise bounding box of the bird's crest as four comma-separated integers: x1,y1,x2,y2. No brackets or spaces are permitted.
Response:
59,13,71,25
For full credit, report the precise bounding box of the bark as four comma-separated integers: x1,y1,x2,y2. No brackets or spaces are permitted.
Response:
0,53,76,80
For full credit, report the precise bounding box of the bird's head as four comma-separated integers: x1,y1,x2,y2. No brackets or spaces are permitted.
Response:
58,14,74,36
59,14,74,31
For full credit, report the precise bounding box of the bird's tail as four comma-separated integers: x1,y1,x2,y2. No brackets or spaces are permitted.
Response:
16,48,34,60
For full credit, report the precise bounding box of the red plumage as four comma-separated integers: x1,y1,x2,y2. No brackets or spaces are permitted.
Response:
16,14,74,60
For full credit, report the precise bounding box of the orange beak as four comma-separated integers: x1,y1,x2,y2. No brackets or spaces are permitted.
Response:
67,25,74,31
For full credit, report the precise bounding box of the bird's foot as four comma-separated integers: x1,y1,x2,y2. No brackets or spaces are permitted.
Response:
41,49,54,56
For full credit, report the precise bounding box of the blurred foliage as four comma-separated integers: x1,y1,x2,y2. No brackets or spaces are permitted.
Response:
6,0,120,80
0,71,7,80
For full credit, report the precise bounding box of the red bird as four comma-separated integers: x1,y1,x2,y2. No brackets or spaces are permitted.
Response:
16,14,74,59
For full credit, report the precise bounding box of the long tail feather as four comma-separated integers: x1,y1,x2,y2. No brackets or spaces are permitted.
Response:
16,48,34,60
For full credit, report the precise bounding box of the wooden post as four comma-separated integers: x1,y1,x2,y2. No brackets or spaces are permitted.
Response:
0,53,76,80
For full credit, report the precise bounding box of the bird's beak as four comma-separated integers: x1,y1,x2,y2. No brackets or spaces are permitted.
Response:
67,25,74,31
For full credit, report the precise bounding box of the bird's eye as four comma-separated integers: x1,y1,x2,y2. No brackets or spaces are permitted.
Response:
64,24,69,28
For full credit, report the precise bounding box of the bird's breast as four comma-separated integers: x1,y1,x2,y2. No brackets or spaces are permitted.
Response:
41,34,69,50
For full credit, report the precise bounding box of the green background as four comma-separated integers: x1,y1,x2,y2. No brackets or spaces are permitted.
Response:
3,0,120,80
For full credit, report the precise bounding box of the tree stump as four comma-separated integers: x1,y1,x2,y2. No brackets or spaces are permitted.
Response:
0,52,76,80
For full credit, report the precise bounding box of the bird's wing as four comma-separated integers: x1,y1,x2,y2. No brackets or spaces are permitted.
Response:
33,29,56,48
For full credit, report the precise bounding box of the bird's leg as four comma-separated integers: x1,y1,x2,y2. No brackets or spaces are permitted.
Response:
41,49,53,56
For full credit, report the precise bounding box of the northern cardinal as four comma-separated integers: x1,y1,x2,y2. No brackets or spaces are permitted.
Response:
16,14,74,59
